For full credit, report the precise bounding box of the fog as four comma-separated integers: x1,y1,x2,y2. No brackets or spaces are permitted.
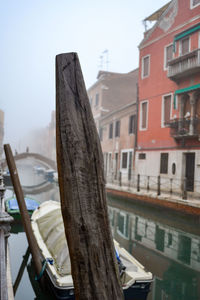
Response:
0,0,168,152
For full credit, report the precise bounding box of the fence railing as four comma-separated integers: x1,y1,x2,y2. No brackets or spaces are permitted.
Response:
106,171,200,200
0,172,13,300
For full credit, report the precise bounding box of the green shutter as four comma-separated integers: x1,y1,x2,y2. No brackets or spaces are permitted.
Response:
173,83,200,109
173,23,200,52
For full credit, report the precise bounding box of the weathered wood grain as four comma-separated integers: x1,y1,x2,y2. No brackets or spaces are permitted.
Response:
56,53,124,300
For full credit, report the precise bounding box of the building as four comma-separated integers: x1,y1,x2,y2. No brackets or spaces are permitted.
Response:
46,110,56,161
0,110,4,160
136,0,200,196
88,69,138,184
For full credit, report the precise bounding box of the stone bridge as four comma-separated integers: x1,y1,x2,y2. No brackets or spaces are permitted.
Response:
1,152,57,170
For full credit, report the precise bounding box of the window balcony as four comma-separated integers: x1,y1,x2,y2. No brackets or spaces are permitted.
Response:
166,117,200,140
167,48,200,81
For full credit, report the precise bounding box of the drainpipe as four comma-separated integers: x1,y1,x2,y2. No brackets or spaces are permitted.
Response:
133,82,139,170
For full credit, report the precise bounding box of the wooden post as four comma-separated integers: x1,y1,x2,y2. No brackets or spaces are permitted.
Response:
13,247,30,295
119,171,122,186
137,174,140,192
56,53,124,300
157,175,161,196
147,176,150,192
182,177,187,200
170,178,173,196
4,144,44,285
0,173,13,300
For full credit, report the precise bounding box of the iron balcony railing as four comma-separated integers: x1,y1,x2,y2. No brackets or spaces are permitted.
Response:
167,48,200,81
166,117,200,139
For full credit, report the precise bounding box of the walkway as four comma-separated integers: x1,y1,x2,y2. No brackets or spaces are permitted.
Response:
106,182,200,215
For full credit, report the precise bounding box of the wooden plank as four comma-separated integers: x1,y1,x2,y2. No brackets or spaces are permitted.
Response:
0,229,8,300
4,144,44,286
56,52,124,300
7,244,14,300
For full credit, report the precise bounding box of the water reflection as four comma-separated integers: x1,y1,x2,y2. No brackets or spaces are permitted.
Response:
107,196,200,300
5,159,200,300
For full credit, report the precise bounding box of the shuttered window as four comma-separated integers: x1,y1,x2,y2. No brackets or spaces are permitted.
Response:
109,123,113,139
142,55,150,78
165,44,173,68
122,152,128,169
191,0,200,8
141,101,148,129
160,153,168,174
129,115,136,134
115,120,120,137
163,95,171,126
180,37,190,55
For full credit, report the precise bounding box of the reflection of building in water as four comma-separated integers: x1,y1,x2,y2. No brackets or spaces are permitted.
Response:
108,205,200,271
108,205,200,299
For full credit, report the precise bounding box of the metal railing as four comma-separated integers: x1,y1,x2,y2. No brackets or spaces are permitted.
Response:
166,117,200,138
168,48,200,80
0,172,13,300
106,171,200,201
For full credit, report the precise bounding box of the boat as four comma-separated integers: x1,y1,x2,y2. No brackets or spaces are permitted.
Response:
5,197,39,221
53,172,58,183
44,169,56,181
31,200,153,300
3,170,12,186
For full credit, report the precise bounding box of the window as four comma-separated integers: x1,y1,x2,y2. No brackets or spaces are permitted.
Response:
160,153,169,174
190,0,200,8
178,235,191,264
115,120,120,137
95,93,99,106
162,94,172,127
108,152,112,171
164,44,173,69
109,123,113,139
140,101,148,130
117,212,129,238
121,150,133,172
138,153,146,160
122,152,128,169
142,55,150,78
99,127,103,141
180,37,190,56
129,115,136,134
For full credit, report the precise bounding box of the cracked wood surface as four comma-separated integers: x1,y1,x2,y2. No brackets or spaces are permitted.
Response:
56,53,124,300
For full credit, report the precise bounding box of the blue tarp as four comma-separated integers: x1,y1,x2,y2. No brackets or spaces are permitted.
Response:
8,197,39,211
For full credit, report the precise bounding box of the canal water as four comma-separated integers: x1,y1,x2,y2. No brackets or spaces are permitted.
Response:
5,158,200,300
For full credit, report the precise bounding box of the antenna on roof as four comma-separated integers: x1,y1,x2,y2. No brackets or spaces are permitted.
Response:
98,49,109,71
98,55,103,69
103,49,109,71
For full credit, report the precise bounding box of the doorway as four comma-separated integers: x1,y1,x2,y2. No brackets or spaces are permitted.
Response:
185,153,195,191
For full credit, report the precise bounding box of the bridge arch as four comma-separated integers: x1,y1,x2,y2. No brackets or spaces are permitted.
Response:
1,152,57,170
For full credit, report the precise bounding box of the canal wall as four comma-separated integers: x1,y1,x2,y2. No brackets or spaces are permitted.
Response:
106,183,200,216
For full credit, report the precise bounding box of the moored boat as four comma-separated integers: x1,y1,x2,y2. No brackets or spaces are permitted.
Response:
31,201,153,300
5,197,39,221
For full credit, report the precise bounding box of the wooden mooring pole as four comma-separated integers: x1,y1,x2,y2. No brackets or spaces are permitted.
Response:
4,144,44,286
56,53,124,300
0,172,13,300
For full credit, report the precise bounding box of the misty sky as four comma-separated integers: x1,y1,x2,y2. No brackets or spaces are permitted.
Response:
0,0,169,150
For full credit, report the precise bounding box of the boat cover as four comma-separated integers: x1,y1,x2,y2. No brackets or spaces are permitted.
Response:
36,207,71,276
8,198,39,211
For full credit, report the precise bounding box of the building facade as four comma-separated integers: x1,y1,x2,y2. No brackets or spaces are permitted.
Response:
136,0,200,196
88,69,138,184
0,109,4,160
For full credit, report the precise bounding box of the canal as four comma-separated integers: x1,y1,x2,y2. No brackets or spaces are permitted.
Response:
5,158,200,300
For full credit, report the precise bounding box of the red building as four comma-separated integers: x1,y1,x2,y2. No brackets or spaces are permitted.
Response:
136,0,200,195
